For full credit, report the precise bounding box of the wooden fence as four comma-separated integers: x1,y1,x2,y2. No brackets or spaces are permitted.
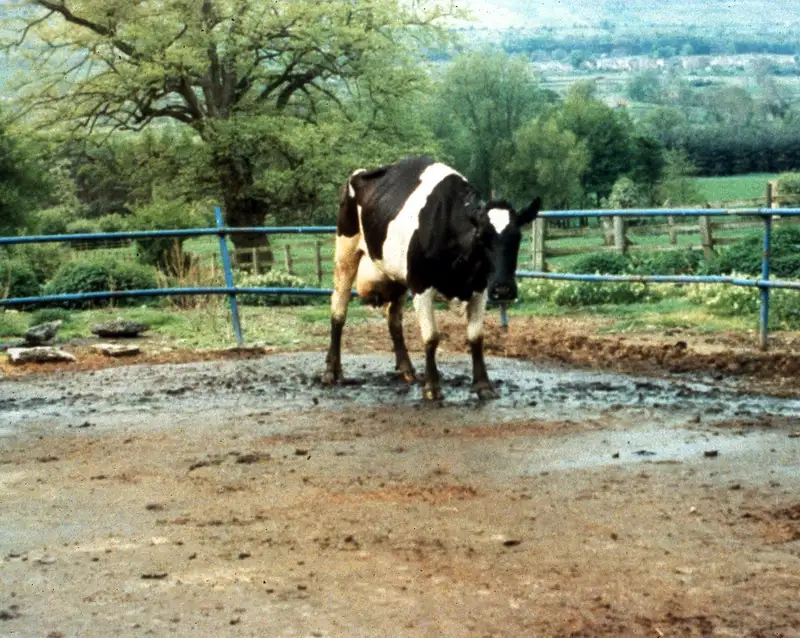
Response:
528,181,800,270
232,239,330,284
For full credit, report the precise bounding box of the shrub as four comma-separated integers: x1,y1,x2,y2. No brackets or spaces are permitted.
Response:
29,308,74,327
551,280,657,306
774,172,800,206
43,256,159,308
236,270,326,306
568,252,631,275
65,218,101,235
34,206,79,236
686,277,800,329
0,259,40,300
631,249,704,275
700,226,800,278
97,213,129,233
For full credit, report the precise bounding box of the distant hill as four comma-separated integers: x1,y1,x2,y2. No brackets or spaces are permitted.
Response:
459,0,800,28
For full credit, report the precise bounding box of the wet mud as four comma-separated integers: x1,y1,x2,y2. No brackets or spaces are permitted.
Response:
1,346,799,637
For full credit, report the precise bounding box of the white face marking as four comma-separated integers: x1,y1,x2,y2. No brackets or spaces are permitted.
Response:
487,208,511,234
466,290,487,343
379,163,466,282
413,287,438,344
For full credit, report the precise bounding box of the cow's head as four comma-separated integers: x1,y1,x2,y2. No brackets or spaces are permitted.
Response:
470,198,541,303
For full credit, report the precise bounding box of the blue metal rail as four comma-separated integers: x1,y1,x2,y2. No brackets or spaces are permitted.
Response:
1,207,799,350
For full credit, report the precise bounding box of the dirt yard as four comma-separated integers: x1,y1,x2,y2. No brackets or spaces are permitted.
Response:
1,315,799,637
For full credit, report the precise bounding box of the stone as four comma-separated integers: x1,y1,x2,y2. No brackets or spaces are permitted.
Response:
92,343,141,357
24,320,63,346
91,320,149,338
8,347,76,364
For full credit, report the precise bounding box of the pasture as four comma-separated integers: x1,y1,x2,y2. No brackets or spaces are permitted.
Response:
1,309,799,636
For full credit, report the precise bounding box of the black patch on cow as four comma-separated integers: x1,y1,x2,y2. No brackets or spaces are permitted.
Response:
354,156,437,261
336,182,360,238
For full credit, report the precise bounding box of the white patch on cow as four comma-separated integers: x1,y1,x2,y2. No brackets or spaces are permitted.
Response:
487,208,511,234
466,290,487,342
348,168,366,198
413,287,438,344
379,163,466,282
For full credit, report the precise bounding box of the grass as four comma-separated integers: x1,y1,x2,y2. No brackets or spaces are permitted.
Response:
694,173,778,204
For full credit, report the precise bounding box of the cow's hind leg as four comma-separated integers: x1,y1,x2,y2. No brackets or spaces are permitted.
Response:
466,290,498,400
387,293,415,382
323,235,360,385
414,288,442,400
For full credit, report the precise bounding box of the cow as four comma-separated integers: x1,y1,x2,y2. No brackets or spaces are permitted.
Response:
322,156,540,400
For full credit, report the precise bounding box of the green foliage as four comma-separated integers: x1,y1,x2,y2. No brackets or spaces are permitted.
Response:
6,244,71,285
432,51,552,197
65,219,101,235
656,150,705,206
34,207,80,236
0,114,51,235
0,259,40,300
685,280,800,329
96,214,129,233
700,226,800,278
518,276,658,307
569,252,632,275
235,270,326,307
605,177,646,209
43,256,159,308
29,308,74,327
627,70,663,103
494,116,588,209
631,250,704,275
774,172,800,205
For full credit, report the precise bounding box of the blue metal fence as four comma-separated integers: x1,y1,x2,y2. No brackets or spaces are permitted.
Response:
2,206,799,350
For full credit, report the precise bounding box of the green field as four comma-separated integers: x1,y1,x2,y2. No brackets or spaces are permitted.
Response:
694,173,778,205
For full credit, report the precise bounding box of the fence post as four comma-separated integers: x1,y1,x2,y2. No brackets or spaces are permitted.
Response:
283,244,293,274
760,182,774,351
251,247,259,274
214,207,243,344
698,216,714,258
532,217,547,271
314,240,323,285
667,216,677,245
613,216,627,254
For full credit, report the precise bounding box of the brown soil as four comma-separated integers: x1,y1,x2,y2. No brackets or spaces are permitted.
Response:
1,316,799,637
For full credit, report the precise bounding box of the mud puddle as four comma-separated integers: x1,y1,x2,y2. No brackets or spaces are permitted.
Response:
2,353,799,436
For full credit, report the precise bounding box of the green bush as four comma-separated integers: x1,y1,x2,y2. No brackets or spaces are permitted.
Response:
65,218,101,235
568,252,631,275
43,256,159,308
686,278,800,329
774,172,800,205
631,249,704,275
97,213,129,233
700,226,800,278
0,259,40,300
29,308,74,327
236,270,326,306
8,244,71,284
34,206,79,235
517,276,658,306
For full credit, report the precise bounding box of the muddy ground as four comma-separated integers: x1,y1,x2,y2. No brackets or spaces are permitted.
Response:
1,315,799,637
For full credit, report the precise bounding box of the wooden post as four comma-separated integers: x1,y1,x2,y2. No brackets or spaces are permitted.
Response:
613,216,627,254
667,216,677,245
283,244,293,274
251,247,259,274
532,217,547,271
766,180,775,209
314,240,323,285
699,216,714,258
211,252,218,281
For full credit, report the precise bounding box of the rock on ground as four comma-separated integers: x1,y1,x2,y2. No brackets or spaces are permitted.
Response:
7,346,76,364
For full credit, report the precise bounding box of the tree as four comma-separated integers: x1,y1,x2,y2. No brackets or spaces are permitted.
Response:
4,0,455,251
560,82,634,204
494,116,589,210
656,149,704,206
431,51,551,197
626,70,662,104
0,113,50,235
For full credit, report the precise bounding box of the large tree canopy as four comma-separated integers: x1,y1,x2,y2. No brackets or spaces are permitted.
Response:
4,0,455,244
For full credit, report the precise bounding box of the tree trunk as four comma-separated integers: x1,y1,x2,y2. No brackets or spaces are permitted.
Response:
215,156,274,268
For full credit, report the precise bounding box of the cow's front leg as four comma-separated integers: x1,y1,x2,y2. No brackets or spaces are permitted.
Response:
414,288,442,400
467,290,497,400
387,293,416,382
323,236,360,385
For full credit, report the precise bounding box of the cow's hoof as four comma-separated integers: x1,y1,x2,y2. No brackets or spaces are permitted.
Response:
472,381,498,401
422,383,444,401
397,367,418,384
321,370,342,386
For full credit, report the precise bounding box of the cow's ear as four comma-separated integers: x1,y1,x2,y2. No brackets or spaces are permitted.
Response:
517,197,542,226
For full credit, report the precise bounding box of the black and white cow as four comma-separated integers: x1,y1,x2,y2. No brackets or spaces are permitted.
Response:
322,156,540,400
